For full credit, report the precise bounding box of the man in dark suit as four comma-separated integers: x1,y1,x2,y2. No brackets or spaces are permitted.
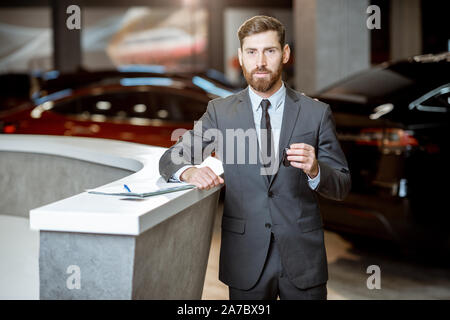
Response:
159,15,351,300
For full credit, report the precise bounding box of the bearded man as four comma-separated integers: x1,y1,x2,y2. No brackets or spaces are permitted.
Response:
159,15,351,300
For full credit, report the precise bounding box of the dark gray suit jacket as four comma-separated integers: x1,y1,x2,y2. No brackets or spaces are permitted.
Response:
159,86,351,290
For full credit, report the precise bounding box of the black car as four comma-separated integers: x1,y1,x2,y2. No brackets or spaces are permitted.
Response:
314,52,450,254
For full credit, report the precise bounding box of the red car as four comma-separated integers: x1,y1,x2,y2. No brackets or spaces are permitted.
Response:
0,69,235,148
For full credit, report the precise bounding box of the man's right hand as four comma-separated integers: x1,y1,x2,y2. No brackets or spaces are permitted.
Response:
180,167,224,190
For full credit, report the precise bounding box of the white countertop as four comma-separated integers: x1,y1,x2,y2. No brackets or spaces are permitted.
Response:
0,135,223,236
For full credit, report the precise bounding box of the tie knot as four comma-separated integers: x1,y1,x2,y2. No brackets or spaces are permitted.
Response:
260,99,271,112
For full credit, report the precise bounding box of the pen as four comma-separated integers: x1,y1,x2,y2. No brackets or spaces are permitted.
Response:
124,184,131,192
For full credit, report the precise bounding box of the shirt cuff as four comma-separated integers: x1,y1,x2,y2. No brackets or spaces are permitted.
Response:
169,165,195,182
307,165,320,190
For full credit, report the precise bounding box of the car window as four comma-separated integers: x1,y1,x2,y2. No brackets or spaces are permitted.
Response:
409,84,450,113
154,92,207,122
51,89,208,122
51,91,154,119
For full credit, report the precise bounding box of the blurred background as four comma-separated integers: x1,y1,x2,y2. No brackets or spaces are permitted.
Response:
0,1,448,88
0,0,449,299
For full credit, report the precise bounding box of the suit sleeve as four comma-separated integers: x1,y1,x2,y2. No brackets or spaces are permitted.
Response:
159,100,218,182
315,104,351,201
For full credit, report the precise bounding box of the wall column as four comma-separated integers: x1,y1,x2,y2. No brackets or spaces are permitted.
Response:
390,0,422,61
51,0,82,72
293,0,370,94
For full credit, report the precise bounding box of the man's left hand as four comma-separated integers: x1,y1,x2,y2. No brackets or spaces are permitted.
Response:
286,143,319,178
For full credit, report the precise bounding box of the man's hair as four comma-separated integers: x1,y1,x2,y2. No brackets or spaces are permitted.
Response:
238,15,285,49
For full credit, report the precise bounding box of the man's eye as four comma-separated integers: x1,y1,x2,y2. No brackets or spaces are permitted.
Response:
247,51,255,54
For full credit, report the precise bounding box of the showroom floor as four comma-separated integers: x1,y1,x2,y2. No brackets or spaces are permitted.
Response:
0,215,39,300
201,202,450,300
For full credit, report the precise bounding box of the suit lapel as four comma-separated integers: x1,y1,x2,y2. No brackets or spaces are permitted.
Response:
235,87,256,133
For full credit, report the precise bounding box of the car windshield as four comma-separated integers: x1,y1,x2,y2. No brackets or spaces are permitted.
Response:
318,60,450,104
318,67,415,104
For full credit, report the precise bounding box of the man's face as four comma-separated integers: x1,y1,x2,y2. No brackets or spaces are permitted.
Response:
238,30,290,92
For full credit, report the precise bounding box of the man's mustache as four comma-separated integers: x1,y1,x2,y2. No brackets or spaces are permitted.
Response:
252,67,272,75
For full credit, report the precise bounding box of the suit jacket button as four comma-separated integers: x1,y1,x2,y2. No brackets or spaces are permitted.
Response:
268,191,274,198
265,223,272,228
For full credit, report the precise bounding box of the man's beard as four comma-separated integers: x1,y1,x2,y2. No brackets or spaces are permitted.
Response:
242,60,283,93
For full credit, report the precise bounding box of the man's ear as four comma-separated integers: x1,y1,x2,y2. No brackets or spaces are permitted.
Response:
282,44,290,64
238,47,243,67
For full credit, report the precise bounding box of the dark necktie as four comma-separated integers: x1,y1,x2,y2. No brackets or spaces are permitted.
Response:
260,99,275,180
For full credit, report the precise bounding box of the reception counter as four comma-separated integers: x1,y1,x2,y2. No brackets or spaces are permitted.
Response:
0,135,223,299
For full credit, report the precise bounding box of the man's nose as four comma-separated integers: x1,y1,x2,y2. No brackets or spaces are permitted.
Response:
256,52,267,68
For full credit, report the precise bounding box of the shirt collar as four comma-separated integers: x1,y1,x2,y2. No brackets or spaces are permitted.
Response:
248,82,286,112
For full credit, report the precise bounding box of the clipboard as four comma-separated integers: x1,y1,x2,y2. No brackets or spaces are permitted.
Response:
86,182,196,198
